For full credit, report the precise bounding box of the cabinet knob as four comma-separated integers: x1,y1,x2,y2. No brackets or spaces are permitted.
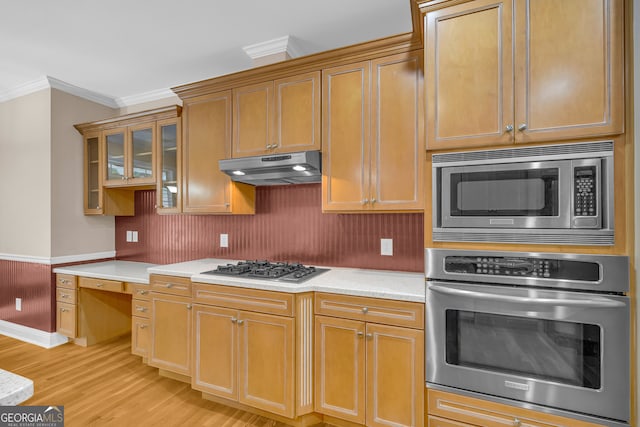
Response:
96,205,100,209
505,124,514,132
186,304,192,310
513,418,521,427
138,290,148,295
237,319,244,325
356,331,364,338
365,333,373,339
231,317,237,323
518,123,527,131
136,307,147,312
362,198,369,204
96,283,104,288
61,294,69,298
362,307,368,314
140,325,148,329
371,198,376,204
61,308,68,313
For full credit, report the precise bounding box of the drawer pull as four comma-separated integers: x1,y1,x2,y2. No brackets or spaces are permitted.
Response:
362,307,368,314
513,418,521,427
61,294,69,299
136,307,147,312
60,308,68,313
165,283,174,289
96,283,104,288
60,279,70,284
140,325,148,329
137,290,148,295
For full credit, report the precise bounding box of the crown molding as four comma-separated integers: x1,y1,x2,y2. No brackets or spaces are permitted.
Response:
115,88,180,108
47,76,119,108
243,35,304,60
0,77,50,103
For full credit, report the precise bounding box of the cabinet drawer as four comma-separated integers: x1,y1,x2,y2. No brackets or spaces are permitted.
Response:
78,277,124,293
427,389,605,427
56,274,77,289
56,287,77,304
150,274,191,296
56,302,77,338
428,416,473,427
132,299,151,318
192,283,294,317
131,283,151,300
315,292,424,329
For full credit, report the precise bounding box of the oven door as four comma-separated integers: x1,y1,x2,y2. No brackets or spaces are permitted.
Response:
426,281,630,422
440,160,572,228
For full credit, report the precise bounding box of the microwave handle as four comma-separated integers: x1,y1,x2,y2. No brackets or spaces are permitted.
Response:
428,284,625,308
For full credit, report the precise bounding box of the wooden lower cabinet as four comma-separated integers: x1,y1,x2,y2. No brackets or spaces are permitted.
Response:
131,317,150,357
191,284,312,418
149,292,192,376
315,315,424,427
427,389,605,427
56,302,77,338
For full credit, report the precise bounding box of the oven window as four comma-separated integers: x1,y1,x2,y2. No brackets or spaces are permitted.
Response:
450,168,559,216
445,310,601,389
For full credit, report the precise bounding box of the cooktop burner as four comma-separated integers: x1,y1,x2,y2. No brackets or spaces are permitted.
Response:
202,260,329,283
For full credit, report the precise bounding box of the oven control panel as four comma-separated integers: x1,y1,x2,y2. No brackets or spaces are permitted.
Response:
444,256,600,282
574,166,597,217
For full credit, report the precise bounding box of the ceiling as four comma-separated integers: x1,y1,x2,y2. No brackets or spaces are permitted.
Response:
0,0,413,106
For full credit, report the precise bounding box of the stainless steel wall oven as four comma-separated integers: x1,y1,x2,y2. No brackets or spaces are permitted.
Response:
432,141,614,245
425,249,630,426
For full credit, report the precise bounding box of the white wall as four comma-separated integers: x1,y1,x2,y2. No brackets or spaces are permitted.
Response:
0,90,52,258
50,89,117,258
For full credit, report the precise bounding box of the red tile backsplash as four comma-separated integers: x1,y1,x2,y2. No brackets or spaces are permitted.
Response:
116,184,424,272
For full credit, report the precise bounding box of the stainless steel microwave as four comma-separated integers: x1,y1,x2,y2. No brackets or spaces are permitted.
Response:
432,141,614,245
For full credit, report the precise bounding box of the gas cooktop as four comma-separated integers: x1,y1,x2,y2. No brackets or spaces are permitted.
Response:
202,260,329,283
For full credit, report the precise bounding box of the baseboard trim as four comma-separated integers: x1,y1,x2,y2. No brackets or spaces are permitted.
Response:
0,320,69,348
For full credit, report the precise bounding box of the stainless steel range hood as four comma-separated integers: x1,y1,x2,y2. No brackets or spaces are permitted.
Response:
219,150,321,186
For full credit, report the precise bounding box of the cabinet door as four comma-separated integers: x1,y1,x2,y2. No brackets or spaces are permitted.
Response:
182,92,233,213
274,71,321,153
233,82,274,157
514,0,624,143
131,316,150,357
425,0,514,149
322,61,371,211
103,127,127,185
149,293,192,376
371,51,424,211
156,118,181,213
238,311,295,418
192,304,238,400
83,132,103,214
314,315,365,424
366,323,424,427
128,123,156,185
56,302,77,338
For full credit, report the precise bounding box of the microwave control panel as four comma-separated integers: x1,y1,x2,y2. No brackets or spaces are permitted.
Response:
444,256,600,282
574,166,597,217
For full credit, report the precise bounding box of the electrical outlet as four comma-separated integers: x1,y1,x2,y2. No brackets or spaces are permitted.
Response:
220,233,229,248
15,298,21,312
381,238,393,256
132,231,138,242
126,231,133,242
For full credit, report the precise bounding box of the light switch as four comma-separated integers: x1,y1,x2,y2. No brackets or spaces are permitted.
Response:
15,298,21,312
381,238,393,256
126,231,133,242
132,231,139,242
220,234,229,248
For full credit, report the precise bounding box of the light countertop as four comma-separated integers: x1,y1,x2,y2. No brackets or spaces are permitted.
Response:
55,259,426,302
0,369,33,406
53,261,157,284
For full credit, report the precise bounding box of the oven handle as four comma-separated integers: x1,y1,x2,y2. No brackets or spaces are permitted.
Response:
428,284,626,308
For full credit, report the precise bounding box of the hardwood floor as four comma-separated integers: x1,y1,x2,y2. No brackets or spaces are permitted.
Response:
0,334,289,427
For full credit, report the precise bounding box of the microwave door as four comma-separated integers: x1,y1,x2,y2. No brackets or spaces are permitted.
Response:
440,161,572,229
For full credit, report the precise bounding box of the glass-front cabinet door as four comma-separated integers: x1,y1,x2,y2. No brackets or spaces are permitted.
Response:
128,124,156,185
83,132,103,214
104,127,127,185
156,118,181,213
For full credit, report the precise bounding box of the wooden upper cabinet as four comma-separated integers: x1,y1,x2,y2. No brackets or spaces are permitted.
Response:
425,0,623,150
322,52,424,212
182,91,255,214
156,118,181,214
514,0,624,143
232,71,321,158
103,124,156,187
425,0,514,150
82,132,103,214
